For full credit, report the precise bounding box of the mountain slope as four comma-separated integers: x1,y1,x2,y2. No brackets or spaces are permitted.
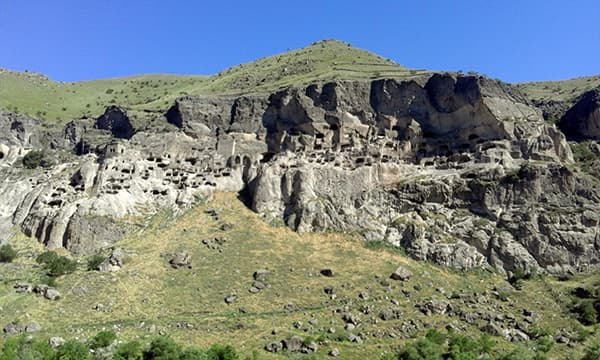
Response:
0,40,421,124
1,192,595,359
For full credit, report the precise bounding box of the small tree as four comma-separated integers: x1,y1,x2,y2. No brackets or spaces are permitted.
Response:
114,340,144,360
0,244,17,263
88,330,117,349
54,340,93,360
87,255,105,271
22,150,46,169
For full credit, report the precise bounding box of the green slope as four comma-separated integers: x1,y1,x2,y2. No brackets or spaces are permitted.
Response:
1,193,598,359
516,74,600,102
0,40,423,124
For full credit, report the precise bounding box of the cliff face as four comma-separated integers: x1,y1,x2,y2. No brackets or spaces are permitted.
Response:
558,87,600,140
1,74,598,275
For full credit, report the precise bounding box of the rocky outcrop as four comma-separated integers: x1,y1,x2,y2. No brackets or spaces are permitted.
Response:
558,87,600,140
1,74,597,275
95,106,135,139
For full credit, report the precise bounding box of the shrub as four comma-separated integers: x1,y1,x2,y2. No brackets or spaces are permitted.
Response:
22,150,51,169
144,337,181,360
0,244,17,263
497,346,534,360
114,340,144,360
37,251,77,276
54,340,92,360
87,255,105,271
582,341,600,360
397,338,443,360
179,346,208,360
578,300,598,325
36,250,59,264
0,334,54,360
88,330,117,349
206,344,238,360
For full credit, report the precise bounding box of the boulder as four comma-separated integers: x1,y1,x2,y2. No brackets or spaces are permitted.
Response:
390,266,413,281
44,288,61,301
25,321,42,333
169,253,191,269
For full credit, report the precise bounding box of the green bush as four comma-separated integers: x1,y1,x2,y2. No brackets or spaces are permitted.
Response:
179,347,208,360
36,250,59,264
114,340,144,360
0,244,17,263
578,300,598,325
397,338,443,360
0,334,54,360
582,341,600,360
45,256,78,276
206,344,238,360
88,330,117,349
87,255,105,271
54,340,93,360
37,251,77,276
22,150,51,169
144,337,181,360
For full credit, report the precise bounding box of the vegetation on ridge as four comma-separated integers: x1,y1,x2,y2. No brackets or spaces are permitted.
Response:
0,40,424,124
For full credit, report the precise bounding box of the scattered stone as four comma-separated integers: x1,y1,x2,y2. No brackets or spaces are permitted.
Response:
14,282,32,293
329,348,340,357
481,322,506,337
303,341,318,353
3,323,23,335
359,291,369,300
390,266,413,281
380,308,401,321
169,252,191,269
220,223,234,231
252,280,267,290
282,336,303,352
98,247,125,272
71,286,88,296
202,237,227,250
320,269,335,277
265,341,283,353
507,329,530,342
248,287,260,294
324,286,335,295
253,269,270,282
224,294,237,304
205,209,221,220
33,284,49,294
25,321,42,333
49,337,65,348
284,303,295,312
293,321,303,329
348,334,363,344
420,298,450,315
343,313,360,325
44,288,61,301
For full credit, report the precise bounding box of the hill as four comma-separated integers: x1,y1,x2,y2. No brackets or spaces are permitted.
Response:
516,74,600,102
0,40,423,124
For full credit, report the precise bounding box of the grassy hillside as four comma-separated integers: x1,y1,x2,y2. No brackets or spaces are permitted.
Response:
0,70,207,123
516,74,600,102
0,40,424,124
1,192,598,359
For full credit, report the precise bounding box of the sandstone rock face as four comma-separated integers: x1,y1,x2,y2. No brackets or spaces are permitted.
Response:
0,74,598,275
558,87,600,140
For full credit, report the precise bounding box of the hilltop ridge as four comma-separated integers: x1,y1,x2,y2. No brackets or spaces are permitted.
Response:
0,40,421,124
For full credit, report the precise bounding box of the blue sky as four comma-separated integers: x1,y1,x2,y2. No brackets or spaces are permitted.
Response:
1,0,599,83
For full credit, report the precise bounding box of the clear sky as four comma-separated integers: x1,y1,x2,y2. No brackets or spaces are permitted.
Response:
1,0,599,83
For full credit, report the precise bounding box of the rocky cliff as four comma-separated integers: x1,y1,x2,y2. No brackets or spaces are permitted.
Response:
1,74,599,275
